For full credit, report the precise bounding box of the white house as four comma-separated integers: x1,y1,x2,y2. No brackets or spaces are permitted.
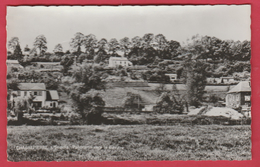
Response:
165,73,177,82
218,77,236,84
10,83,59,109
108,57,133,67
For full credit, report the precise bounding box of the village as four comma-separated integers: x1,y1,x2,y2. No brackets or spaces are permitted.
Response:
6,5,251,161
6,48,251,126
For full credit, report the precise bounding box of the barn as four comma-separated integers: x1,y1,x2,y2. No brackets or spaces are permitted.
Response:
225,81,251,109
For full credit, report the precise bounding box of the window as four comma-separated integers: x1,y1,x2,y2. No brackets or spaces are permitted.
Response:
24,91,27,96
17,91,20,96
38,91,42,96
245,95,250,101
34,91,37,96
50,103,52,107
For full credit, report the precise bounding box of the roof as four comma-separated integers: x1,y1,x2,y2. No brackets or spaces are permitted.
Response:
109,57,129,61
17,83,46,90
227,81,251,94
6,60,19,64
165,73,177,76
46,90,59,101
221,77,234,79
36,62,60,65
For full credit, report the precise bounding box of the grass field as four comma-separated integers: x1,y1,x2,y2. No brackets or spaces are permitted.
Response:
7,125,251,161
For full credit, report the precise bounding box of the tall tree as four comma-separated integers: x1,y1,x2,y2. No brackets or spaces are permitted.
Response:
131,36,142,49
33,35,47,55
12,43,23,60
108,38,120,55
142,33,154,49
182,57,207,107
97,38,108,52
119,37,132,56
84,34,97,55
154,34,168,51
8,37,20,52
154,34,168,59
167,40,181,59
70,32,85,56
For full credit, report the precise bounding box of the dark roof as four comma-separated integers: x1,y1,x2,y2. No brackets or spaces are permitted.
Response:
46,90,59,101
227,81,251,93
17,83,46,90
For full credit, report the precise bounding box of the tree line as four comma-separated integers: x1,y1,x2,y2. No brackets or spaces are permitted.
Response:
7,33,251,66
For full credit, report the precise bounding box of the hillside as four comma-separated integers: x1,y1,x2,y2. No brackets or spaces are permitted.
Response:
59,84,232,108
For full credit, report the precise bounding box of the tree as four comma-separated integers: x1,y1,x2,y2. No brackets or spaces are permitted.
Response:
154,34,169,59
8,37,20,52
240,40,251,61
84,34,97,55
53,43,64,56
142,33,154,49
33,35,48,55
60,55,74,74
10,43,23,60
65,63,106,124
131,36,142,49
182,57,207,107
70,32,85,56
24,45,30,52
120,37,132,56
154,92,184,114
167,40,181,59
97,38,108,51
94,51,103,64
108,38,120,55
8,94,35,123
123,92,144,111
154,34,168,51
78,53,87,63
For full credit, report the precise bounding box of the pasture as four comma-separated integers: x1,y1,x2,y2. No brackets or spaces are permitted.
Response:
7,125,251,161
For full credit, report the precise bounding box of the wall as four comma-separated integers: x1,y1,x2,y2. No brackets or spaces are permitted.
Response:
226,93,241,108
45,101,58,108
11,90,46,107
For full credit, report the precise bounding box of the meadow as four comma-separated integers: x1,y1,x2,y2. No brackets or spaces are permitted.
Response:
7,125,251,161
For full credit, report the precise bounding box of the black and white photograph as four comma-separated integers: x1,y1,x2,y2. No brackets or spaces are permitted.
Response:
6,5,251,161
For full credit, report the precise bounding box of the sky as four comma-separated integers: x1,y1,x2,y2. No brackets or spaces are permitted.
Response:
6,5,251,52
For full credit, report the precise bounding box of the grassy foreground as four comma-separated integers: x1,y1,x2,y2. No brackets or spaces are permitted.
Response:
7,125,251,161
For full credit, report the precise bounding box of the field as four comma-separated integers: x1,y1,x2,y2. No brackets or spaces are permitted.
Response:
59,83,232,108
7,125,251,161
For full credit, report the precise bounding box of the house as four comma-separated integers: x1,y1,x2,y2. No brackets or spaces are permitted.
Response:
6,60,23,70
207,78,220,84
226,81,251,109
165,74,177,82
108,57,133,67
219,77,236,84
10,83,59,109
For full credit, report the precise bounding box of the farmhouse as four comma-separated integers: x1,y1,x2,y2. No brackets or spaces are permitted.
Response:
10,83,59,109
226,81,251,109
108,57,133,67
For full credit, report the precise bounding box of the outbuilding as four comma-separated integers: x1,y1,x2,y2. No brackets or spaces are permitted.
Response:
226,81,251,109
